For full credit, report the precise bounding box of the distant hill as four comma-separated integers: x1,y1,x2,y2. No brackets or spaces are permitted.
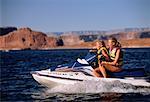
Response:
46,27,150,36
45,28,150,42
79,30,150,42
0,27,150,50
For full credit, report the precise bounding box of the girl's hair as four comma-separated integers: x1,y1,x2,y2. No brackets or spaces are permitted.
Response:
109,37,121,48
96,40,106,47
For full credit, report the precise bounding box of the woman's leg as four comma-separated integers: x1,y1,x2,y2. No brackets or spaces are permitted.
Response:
103,64,122,72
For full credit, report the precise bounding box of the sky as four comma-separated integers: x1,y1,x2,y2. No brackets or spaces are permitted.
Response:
1,0,150,32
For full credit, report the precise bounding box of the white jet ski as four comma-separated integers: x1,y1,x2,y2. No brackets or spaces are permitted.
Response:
31,52,150,88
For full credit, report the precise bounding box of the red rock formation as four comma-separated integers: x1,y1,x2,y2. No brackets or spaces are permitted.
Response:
1,27,149,50
46,37,57,47
0,28,57,50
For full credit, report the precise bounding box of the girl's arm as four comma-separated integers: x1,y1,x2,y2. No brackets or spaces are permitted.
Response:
89,46,97,52
101,50,109,61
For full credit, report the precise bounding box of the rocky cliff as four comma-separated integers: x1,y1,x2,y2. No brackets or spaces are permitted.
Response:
0,28,57,50
0,27,150,50
0,27,17,36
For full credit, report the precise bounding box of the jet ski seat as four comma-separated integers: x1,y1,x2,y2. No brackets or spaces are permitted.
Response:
107,68,146,78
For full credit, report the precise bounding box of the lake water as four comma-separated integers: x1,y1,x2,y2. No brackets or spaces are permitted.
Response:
1,48,150,101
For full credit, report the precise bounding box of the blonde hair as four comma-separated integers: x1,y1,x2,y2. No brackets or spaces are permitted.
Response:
109,37,121,48
96,40,106,47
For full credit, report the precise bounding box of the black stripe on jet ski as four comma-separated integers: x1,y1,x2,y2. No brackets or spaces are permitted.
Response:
34,73,84,81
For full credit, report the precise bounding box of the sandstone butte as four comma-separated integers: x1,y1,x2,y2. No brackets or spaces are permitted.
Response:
0,27,150,50
0,28,57,50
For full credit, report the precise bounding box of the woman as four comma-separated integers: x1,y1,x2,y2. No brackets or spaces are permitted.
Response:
94,37,123,78
92,40,110,77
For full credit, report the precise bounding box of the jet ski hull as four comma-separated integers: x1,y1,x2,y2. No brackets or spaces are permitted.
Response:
31,70,150,89
31,71,83,88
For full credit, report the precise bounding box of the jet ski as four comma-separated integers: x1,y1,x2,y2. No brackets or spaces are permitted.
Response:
31,52,150,88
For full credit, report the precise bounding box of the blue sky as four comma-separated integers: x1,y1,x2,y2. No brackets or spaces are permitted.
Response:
1,0,150,32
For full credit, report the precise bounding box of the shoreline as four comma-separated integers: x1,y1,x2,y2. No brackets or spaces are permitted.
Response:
41,46,150,49
0,46,150,51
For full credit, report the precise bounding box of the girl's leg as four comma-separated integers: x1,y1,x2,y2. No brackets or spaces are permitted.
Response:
98,64,107,78
93,68,103,77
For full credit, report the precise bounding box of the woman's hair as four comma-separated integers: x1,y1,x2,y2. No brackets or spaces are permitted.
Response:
109,37,121,48
96,40,106,47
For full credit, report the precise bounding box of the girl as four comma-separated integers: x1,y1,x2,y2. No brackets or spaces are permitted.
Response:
92,40,110,77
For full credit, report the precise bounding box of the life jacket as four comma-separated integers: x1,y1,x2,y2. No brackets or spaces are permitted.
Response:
109,47,123,66
97,47,108,61
90,47,108,68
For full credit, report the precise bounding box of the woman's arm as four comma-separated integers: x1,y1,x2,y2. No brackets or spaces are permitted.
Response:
112,49,120,65
102,49,120,65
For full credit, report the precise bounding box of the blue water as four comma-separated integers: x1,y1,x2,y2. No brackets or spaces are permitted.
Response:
0,48,150,101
